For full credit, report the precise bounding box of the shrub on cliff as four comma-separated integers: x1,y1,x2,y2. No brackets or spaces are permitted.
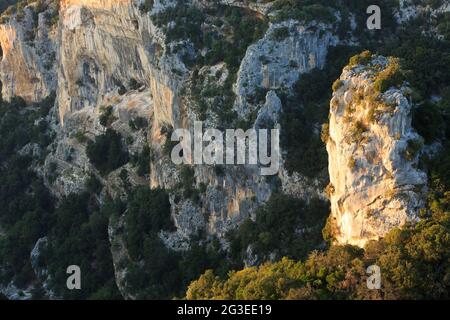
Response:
139,0,154,13
99,106,116,127
86,129,129,175
373,57,405,93
122,186,229,299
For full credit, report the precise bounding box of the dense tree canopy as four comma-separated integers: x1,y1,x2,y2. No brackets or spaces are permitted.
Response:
187,211,450,300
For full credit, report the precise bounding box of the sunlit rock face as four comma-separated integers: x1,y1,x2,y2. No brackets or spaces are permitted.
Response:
58,0,182,128
326,55,427,247
0,2,57,102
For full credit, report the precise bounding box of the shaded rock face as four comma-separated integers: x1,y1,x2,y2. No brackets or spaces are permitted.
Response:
148,20,338,247
0,1,337,248
396,0,450,24
234,20,338,118
326,55,427,247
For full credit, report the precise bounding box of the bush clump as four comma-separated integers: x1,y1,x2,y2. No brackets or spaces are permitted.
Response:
348,50,373,67
374,57,405,93
86,129,129,175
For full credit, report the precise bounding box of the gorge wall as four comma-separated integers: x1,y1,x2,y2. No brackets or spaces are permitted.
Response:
0,0,441,299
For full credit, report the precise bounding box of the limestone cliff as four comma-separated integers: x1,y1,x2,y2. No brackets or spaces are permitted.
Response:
0,1,58,102
0,0,439,299
326,53,427,247
1,1,336,222
0,0,341,298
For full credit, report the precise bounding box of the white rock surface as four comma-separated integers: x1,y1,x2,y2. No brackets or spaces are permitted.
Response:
326,55,427,247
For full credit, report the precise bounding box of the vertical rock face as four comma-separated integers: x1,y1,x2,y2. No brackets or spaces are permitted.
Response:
0,1,338,249
234,20,338,118
0,2,57,102
0,1,338,245
153,19,338,248
326,55,427,247
58,0,182,127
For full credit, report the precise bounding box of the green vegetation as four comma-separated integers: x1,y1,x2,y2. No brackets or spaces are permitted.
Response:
139,0,154,13
0,95,54,162
154,2,267,71
185,34,450,297
281,45,361,178
349,120,368,143
228,194,329,267
132,145,151,177
152,1,205,48
0,94,123,298
121,186,230,299
320,123,330,143
403,138,424,161
332,79,344,92
160,124,178,157
373,57,405,93
153,1,268,124
43,193,122,299
179,166,198,201
184,2,450,301
271,0,398,35
74,131,88,144
124,187,175,259
270,26,290,40
86,129,129,175
412,102,445,144
1,0,59,39
0,95,55,288
129,116,148,131
348,156,357,170
282,6,450,175
379,30,450,144
99,106,116,127
271,1,336,24
348,50,373,67
187,209,450,300
1,0,450,301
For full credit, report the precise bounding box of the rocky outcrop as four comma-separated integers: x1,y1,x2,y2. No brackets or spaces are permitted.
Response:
217,0,273,16
1,0,338,250
234,20,338,118
326,54,427,247
396,0,450,27
150,18,339,248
